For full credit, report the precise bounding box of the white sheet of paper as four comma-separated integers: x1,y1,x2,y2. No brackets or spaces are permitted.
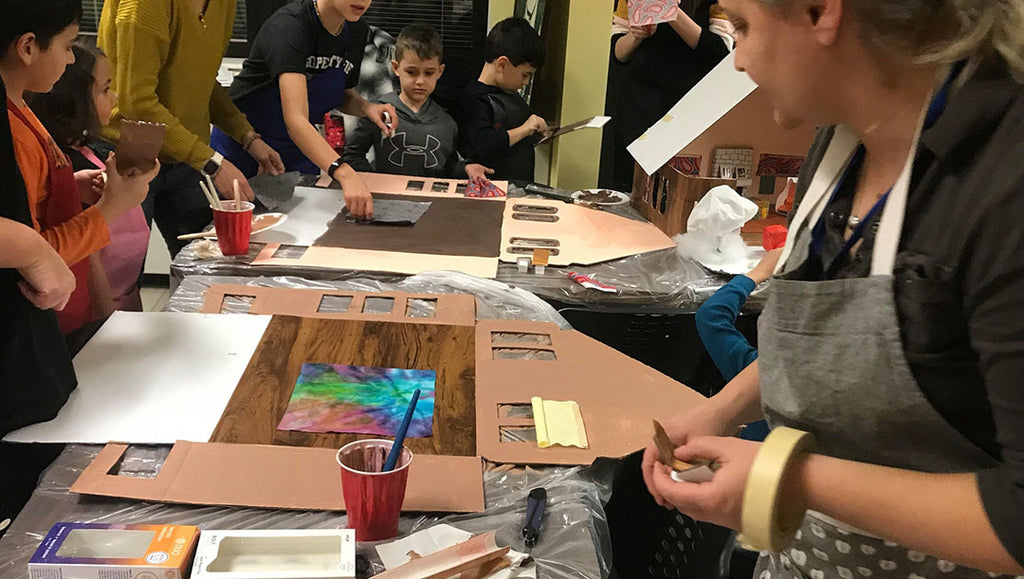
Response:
250,186,346,246
628,53,758,175
3,312,271,444
375,524,536,578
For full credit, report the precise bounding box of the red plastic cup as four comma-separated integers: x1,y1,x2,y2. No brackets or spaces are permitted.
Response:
336,439,412,542
211,200,253,256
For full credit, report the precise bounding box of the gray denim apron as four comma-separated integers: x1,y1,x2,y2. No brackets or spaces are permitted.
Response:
753,122,1018,579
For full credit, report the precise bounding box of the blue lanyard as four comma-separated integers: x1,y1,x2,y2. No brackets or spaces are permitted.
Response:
806,63,961,279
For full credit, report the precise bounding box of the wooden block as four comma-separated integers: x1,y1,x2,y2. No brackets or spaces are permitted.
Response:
211,316,477,456
531,248,550,266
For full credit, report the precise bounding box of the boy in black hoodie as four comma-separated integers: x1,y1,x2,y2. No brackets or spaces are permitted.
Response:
457,17,547,185
343,25,492,182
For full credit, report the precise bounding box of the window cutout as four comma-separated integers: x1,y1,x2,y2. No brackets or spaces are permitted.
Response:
759,175,777,196
512,204,558,214
659,177,669,214
500,426,538,443
406,180,426,191
492,347,556,361
363,297,395,314
271,245,308,259
509,237,560,247
105,446,167,479
431,181,451,193
405,298,437,318
455,183,468,194
318,294,353,313
219,294,254,314
491,332,552,345
650,174,662,210
497,403,534,419
507,247,561,256
512,213,559,223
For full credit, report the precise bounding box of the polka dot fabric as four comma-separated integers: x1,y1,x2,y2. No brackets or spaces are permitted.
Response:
754,514,1024,579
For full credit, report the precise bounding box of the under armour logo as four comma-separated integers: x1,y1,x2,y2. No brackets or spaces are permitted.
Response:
384,133,441,168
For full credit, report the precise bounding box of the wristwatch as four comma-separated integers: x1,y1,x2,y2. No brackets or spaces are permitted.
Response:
201,151,224,177
328,157,345,181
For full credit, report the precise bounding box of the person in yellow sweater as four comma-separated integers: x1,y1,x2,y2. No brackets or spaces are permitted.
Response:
98,0,286,255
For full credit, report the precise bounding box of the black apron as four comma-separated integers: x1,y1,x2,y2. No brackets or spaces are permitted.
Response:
486,91,538,183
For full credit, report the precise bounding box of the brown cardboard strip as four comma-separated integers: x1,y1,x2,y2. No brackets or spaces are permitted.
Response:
374,532,509,579
199,285,477,327
475,320,707,465
250,244,500,279
71,441,485,513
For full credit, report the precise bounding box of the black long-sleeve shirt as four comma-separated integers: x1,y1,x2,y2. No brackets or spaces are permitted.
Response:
791,61,1024,566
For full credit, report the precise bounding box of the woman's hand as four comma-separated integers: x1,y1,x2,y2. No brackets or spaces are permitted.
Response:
629,24,655,41
650,435,763,531
642,402,738,507
247,137,285,176
337,170,374,220
365,102,399,137
75,169,105,205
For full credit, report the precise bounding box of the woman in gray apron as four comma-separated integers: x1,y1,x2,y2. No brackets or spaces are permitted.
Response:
641,0,1024,577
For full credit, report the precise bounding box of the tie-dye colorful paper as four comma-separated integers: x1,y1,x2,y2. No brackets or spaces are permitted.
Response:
628,0,679,26
277,364,436,436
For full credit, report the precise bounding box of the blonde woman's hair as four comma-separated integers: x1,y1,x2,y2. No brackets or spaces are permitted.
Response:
760,0,1024,82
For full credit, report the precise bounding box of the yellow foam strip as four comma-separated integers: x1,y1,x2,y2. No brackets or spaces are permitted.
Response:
531,397,589,449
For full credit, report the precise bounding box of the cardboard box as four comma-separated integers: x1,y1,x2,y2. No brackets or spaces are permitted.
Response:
631,161,736,237
191,529,356,578
28,522,199,579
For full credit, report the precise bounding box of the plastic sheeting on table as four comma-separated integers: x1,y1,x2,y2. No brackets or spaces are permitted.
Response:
169,183,750,312
166,273,570,328
0,445,613,579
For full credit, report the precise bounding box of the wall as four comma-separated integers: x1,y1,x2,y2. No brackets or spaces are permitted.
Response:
678,88,816,195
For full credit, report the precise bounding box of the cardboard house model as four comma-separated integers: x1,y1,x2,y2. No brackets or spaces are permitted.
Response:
628,53,817,236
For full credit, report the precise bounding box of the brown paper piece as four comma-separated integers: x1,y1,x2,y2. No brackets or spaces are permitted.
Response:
475,320,707,465
500,198,675,267
211,316,477,457
71,441,484,512
116,120,166,175
312,172,509,199
199,285,477,327
374,532,509,579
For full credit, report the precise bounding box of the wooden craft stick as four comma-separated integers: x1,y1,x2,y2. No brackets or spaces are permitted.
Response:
199,181,220,210
652,419,719,473
204,174,220,209
232,178,241,210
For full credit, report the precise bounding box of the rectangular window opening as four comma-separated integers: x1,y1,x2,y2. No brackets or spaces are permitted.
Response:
363,297,396,314
405,298,437,318
219,294,255,314
499,426,538,443
318,294,354,313
491,348,556,361
491,332,552,345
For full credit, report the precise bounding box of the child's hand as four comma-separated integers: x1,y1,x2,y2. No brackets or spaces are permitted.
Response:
74,169,105,205
465,163,495,185
523,114,548,136
96,153,160,223
366,102,399,137
340,173,374,220
745,248,783,285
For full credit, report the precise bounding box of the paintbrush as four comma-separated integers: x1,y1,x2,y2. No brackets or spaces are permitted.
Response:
652,420,719,473
383,388,421,472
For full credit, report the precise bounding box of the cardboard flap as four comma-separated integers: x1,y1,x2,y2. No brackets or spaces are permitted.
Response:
72,441,485,513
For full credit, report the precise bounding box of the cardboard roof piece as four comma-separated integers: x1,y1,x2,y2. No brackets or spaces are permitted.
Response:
499,198,675,267
71,441,485,513
251,176,507,277
537,116,610,145
116,119,166,175
3,312,271,445
200,285,477,327
373,532,510,579
211,315,477,457
475,320,707,465
625,52,816,236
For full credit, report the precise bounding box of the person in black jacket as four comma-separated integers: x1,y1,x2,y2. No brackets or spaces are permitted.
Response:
0,73,78,530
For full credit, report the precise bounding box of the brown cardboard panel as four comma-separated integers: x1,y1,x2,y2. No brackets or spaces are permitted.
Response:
499,198,675,267
71,442,485,513
199,285,477,327
116,120,166,175
250,244,500,279
631,164,737,237
211,316,477,456
475,320,707,465
374,532,509,578
314,194,505,258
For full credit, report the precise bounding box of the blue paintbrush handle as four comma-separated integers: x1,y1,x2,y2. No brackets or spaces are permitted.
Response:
383,388,420,472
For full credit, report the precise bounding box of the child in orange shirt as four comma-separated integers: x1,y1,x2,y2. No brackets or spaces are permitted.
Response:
1,1,157,333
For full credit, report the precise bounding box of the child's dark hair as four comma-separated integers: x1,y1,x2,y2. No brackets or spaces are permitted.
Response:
395,24,443,63
484,17,545,68
0,0,82,53
28,42,103,147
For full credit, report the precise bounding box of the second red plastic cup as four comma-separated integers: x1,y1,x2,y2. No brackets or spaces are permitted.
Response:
336,439,412,542
211,200,253,256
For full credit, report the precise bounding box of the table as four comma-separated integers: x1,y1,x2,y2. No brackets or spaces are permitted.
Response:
170,182,763,312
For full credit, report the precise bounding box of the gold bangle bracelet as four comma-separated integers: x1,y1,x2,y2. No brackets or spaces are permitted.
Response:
738,426,815,552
